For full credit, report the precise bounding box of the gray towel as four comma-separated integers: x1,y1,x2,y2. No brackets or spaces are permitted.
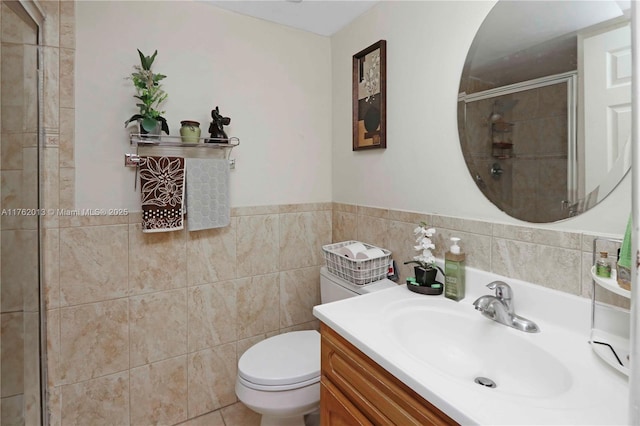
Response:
185,158,230,231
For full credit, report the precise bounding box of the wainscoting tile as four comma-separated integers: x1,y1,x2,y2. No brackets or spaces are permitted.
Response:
187,344,237,418
236,274,279,339
279,211,331,270
1,312,24,397
59,225,128,306
280,266,320,328
60,372,129,426
128,223,187,295
130,289,187,367
187,219,237,286
130,356,188,426
236,214,279,278
331,210,357,244
59,300,128,384
188,281,237,352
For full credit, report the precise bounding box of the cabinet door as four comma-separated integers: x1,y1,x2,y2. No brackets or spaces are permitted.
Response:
321,381,373,426
321,324,457,426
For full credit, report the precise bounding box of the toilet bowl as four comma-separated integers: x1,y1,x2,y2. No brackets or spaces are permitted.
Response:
235,266,396,425
236,330,320,426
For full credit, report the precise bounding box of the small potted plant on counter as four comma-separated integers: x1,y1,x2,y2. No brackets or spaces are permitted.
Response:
404,222,444,288
124,49,169,137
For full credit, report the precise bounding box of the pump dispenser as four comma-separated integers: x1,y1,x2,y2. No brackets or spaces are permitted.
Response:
445,237,466,301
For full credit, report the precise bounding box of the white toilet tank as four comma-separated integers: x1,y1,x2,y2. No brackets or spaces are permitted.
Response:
320,266,396,304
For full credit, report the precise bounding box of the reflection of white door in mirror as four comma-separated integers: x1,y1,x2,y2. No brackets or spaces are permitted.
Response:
581,22,631,201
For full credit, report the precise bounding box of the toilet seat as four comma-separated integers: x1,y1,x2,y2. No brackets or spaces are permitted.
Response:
238,330,320,391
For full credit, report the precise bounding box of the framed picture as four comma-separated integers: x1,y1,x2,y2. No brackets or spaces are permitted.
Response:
352,40,386,151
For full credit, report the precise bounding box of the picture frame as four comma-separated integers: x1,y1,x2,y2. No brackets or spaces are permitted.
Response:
352,40,387,151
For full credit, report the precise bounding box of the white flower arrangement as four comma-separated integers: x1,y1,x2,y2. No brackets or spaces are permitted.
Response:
406,222,437,269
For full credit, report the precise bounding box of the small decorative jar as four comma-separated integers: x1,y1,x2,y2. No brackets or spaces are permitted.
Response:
180,120,201,143
595,251,612,278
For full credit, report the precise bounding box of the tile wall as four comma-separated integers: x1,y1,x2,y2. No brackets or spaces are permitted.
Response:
44,205,331,425
332,203,628,309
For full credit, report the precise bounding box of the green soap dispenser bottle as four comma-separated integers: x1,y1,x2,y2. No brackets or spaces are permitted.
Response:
445,237,466,301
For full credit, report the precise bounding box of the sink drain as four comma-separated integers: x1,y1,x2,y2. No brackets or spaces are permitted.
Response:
474,377,496,388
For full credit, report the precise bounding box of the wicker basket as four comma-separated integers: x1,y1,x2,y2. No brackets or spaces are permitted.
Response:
322,241,391,285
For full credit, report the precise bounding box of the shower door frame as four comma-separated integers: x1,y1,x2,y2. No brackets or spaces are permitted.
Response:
461,71,579,205
3,1,48,425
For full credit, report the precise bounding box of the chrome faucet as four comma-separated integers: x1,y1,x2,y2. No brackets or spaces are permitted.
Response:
472,281,540,333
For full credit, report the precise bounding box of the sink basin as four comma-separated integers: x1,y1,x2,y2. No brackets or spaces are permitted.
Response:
384,299,573,399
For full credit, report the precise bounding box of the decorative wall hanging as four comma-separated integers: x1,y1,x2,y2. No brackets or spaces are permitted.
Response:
352,40,386,151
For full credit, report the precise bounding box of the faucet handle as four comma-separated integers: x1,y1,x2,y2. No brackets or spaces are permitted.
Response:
486,281,512,300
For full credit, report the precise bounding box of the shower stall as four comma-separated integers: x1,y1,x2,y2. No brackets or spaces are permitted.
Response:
461,72,577,223
1,1,46,425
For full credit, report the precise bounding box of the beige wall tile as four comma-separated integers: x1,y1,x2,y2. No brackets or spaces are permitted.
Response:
187,220,237,286
357,205,388,219
187,344,237,418
130,356,188,426
1,132,22,170
280,266,320,328
40,1,59,48
22,312,40,425
236,274,279,339
188,281,236,352
59,1,74,49
1,394,23,425
491,238,538,282
220,402,261,426
236,214,279,278
42,228,60,309
46,309,61,387
59,48,74,109
60,372,129,426
47,385,61,426
59,107,74,169
59,299,128,384
356,213,388,249
128,223,187,295
387,220,420,281
2,230,38,312
59,225,128,306
279,211,331,270
1,170,23,230
493,223,581,250
180,409,226,426
58,167,74,210
130,289,187,367
42,46,59,131
1,312,24,397
331,210,357,244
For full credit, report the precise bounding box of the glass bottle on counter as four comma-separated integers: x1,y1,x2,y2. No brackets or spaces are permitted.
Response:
595,251,612,278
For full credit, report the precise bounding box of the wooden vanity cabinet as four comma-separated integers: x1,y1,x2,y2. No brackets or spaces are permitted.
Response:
320,323,458,426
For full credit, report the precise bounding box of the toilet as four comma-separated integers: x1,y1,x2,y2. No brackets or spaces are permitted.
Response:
235,266,396,426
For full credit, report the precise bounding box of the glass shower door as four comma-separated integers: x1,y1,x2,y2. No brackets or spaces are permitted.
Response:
1,2,44,425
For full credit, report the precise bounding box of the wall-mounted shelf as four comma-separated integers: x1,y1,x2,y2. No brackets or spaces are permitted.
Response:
589,237,629,377
130,134,239,148
125,135,240,168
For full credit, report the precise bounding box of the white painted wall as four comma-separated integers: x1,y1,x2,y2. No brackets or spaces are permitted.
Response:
76,0,631,236
331,1,631,236
75,1,332,210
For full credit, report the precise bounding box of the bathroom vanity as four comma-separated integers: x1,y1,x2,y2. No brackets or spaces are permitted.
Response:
313,266,629,425
320,323,455,425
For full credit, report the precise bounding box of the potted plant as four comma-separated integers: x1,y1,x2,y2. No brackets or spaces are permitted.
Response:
124,49,169,136
404,222,444,285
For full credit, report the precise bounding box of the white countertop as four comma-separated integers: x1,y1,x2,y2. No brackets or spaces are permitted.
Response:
313,266,629,425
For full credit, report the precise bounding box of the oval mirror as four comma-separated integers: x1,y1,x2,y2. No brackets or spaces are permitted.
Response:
458,1,631,223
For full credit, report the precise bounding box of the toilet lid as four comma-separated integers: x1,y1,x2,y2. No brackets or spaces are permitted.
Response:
238,330,320,387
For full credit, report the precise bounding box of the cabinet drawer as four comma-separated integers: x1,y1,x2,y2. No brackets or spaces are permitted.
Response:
321,324,457,426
